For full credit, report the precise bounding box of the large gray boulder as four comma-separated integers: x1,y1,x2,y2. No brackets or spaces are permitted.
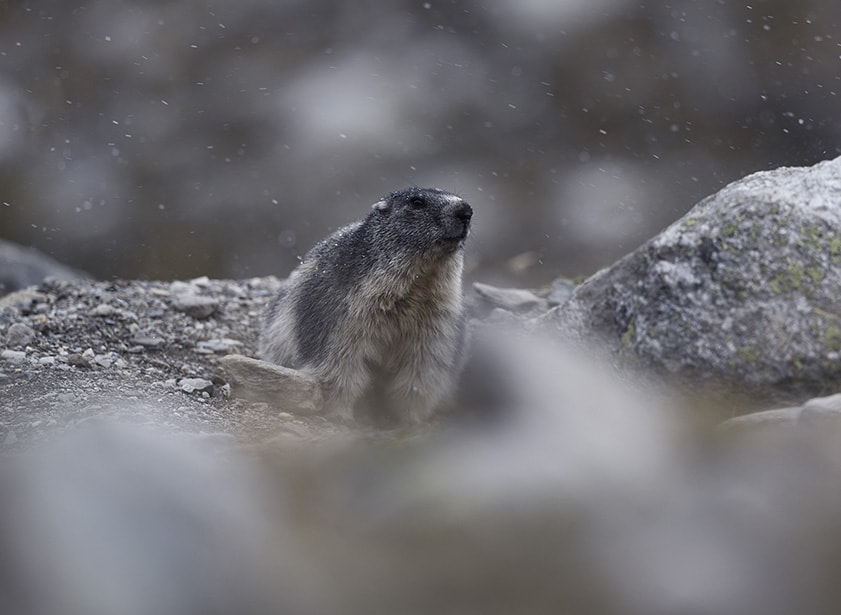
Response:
550,156,841,403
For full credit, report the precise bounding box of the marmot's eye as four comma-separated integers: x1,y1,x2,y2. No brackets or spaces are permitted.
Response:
410,197,426,209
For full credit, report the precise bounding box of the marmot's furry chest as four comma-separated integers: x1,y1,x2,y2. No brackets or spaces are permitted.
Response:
346,258,463,363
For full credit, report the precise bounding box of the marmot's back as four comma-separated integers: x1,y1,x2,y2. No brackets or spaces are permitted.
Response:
259,187,473,424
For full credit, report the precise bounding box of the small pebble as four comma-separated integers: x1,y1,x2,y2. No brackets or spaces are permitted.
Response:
168,280,193,295
130,335,165,349
94,354,115,368
179,377,215,395
196,338,242,354
90,304,116,317
67,353,92,369
172,295,219,320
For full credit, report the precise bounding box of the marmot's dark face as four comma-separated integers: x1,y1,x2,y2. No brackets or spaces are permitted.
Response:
372,187,473,254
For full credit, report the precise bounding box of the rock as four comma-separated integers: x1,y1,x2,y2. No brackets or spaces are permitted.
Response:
178,378,215,395
1,349,26,364
472,282,547,316
67,353,92,369
168,280,194,295
1,423,281,614
172,295,219,320
0,239,91,297
550,156,841,403
721,391,841,434
90,303,116,317
546,278,575,307
195,338,242,354
5,322,35,347
89,303,137,320
798,394,841,434
130,335,166,349
219,354,323,415
719,407,801,432
0,289,51,311
93,353,116,368
801,392,841,415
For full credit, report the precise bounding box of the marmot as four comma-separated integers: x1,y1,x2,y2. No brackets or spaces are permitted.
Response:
259,187,473,424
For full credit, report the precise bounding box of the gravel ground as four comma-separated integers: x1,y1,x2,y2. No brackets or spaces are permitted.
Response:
0,276,348,449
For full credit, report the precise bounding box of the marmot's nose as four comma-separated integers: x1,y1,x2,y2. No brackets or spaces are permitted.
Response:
453,201,473,223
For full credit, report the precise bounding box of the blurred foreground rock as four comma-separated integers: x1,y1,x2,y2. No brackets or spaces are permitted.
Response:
550,155,841,404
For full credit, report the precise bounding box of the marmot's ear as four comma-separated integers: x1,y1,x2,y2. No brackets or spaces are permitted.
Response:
372,200,391,213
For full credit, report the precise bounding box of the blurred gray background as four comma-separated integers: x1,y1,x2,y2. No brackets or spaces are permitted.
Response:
1,0,839,285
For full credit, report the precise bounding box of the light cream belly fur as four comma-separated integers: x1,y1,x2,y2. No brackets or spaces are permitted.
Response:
312,252,464,420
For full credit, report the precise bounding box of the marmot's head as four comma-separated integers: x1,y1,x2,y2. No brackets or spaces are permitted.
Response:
370,187,473,254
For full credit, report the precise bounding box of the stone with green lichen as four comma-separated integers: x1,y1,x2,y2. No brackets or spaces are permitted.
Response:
548,155,841,405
